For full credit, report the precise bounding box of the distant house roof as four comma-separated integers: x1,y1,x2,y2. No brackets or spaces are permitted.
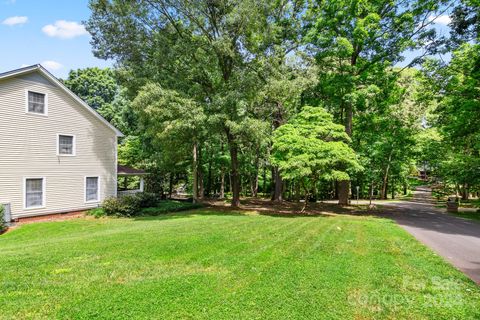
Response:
0,64,123,137
117,165,147,176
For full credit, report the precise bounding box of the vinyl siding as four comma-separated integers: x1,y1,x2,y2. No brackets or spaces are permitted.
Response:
0,72,117,219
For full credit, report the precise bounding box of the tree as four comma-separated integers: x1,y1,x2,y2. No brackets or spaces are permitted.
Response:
132,83,207,202
86,0,312,207
64,67,116,111
420,43,480,198
64,67,135,134
271,106,361,210
303,0,452,203
450,0,479,47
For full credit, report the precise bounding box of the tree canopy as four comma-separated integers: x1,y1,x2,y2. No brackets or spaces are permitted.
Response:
81,0,479,205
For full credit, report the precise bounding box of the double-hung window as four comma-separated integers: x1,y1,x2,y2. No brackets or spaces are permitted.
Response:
57,134,75,156
27,91,47,115
85,177,99,202
25,178,45,209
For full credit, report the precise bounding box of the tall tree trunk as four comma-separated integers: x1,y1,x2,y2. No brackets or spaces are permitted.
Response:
219,143,225,199
381,150,394,199
272,167,283,202
344,105,353,137
251,176,258,197
227,131,240,207
219,167,225,199
198,170,204,199
192,142,199,203
206,157,212,197
197,145,204,199
369,181,374,205
462,183,469,200
381,175,389,200
262,164,267,197
391,176,395,199
301,181,310,213
168,173,174,199
272,101,285,202
338,103,353,205
338,180,349,205
251,152,260,197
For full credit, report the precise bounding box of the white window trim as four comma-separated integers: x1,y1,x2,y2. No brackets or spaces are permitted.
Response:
25,89,48,116
56,134,76,156
84,176,100,203
23,177,46,210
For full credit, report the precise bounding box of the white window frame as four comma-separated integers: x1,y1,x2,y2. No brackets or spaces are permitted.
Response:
84,176,100,203
23,177,46,210
25,89,48,116
56,134,76,156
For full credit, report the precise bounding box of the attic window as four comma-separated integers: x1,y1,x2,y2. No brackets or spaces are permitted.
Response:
27,91,47,115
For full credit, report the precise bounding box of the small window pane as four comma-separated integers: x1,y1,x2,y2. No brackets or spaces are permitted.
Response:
58,135,74,155
26,178,43,208
86,177,99,201
28,91,45,114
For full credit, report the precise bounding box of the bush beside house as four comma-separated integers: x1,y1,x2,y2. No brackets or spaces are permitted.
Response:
0,205,6,233
91,193,202,218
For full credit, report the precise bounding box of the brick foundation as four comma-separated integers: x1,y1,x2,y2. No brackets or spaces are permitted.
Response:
15,210,86,224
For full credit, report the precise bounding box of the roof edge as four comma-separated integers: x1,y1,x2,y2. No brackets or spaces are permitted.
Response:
0,64,124,137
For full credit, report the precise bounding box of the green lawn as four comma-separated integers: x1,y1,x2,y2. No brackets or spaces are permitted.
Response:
452,211,480,221
1,210,479,319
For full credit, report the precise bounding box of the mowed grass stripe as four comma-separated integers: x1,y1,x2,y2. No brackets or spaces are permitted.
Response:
0,211,479,319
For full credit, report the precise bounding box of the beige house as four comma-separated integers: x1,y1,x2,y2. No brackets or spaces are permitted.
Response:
0,64,123,221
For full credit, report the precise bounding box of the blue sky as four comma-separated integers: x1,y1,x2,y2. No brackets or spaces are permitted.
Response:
0,0,452,79
0,0,112,78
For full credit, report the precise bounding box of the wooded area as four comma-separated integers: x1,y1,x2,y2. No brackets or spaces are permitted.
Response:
64,0,479,206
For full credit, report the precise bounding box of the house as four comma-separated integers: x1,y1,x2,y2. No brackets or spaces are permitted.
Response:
0,64,123,221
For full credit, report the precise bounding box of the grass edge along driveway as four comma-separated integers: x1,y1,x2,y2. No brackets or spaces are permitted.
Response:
0,209,479,319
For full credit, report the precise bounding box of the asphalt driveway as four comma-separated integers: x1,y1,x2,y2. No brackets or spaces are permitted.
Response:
381,187,480,284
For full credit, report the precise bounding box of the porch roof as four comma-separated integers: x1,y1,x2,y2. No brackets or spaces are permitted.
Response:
117,165,147,176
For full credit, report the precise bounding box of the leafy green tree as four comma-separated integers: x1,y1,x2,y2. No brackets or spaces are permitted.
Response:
64,67,116,111
450,0,479,46
132,83,207,202
303,0,451,203
86,0,311,206
420,43,480,198
354,68,424,199
271,106,361,209
64,67,135,134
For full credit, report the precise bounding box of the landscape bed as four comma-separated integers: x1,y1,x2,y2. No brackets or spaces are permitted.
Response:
0,209,479,319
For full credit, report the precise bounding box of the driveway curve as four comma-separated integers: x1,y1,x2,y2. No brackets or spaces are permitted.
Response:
380,186,480,284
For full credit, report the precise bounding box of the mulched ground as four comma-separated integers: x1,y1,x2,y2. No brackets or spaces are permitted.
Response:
202,197,374,217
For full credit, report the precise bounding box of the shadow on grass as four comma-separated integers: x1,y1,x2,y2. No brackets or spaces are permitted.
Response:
132,199,389,222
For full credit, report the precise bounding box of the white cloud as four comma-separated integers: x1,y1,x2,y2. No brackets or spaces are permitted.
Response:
2,16,28,26
42,20,88,39
428,14,451,25
41,60,63,71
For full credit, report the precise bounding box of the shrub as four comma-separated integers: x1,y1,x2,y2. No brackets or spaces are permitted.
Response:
140,200,203,216
136,192,159,208
87,207,106,218
0,205,5,232
101,193,193,217
102,195,140,217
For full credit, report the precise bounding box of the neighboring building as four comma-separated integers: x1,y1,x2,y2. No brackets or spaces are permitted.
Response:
0,64,123,221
